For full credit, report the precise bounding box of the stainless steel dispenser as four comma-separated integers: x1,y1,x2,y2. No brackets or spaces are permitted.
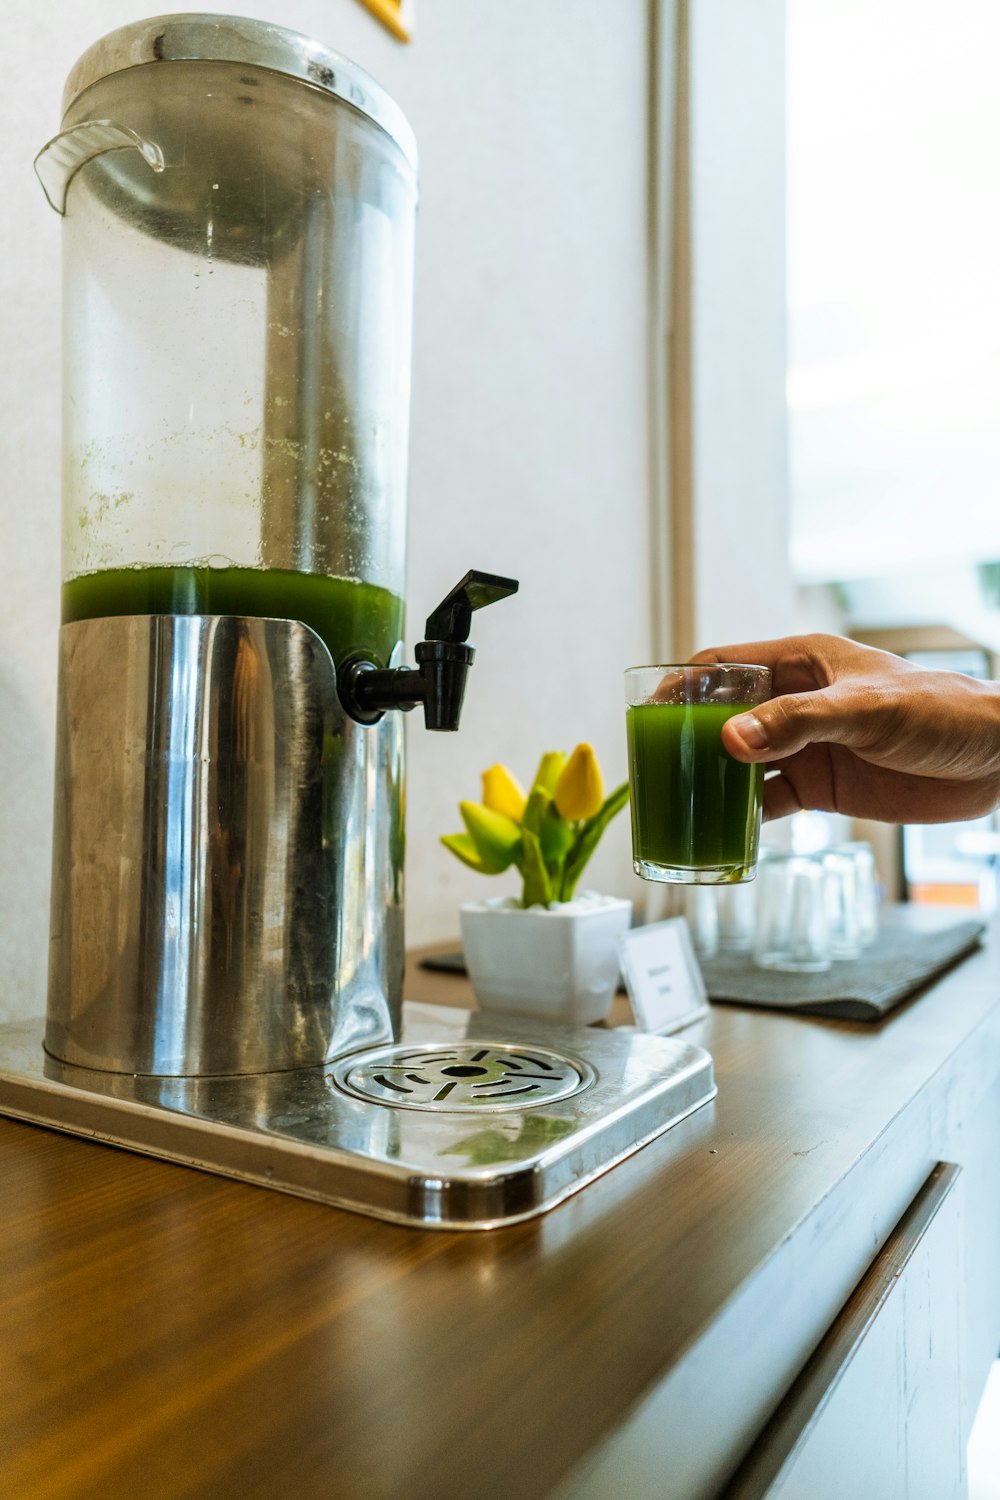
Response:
36,14,515,1078
0,15,716,1230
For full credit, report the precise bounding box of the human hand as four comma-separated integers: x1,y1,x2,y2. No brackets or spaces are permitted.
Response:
688,634,1000,824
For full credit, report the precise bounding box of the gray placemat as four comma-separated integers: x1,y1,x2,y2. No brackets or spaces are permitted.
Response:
699,908,986,1021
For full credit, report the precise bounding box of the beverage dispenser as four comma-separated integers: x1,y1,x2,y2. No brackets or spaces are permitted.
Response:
35,14,515,1078
0,15,716,1230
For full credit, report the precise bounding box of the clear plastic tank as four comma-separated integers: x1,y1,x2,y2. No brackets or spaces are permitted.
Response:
40,17,418,669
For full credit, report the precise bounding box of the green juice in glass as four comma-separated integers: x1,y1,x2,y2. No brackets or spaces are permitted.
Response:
62,565,404,668
626,701,764,882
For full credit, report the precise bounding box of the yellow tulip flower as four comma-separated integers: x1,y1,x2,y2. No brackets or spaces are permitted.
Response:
531,750,568,797
553,743,605,821
440,832,497,874
459,800,522,871
440,742,628,903
481,763,527,824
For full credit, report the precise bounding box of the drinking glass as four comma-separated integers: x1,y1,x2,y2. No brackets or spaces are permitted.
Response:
753,851,831,972
625,664,771,884
830,841,879,947
822,848,863,959
684,887,720,958
715,880,758,952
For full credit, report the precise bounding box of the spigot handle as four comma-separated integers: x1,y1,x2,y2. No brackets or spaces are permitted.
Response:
425,570,519,644
338,569,519,730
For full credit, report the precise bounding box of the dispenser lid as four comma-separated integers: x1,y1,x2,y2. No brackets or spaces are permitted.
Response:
61,12,418,174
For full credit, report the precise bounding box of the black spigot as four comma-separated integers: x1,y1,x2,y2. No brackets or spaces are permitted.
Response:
338,570,519,731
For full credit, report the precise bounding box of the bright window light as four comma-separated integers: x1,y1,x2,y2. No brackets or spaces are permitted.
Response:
788,0,1000,585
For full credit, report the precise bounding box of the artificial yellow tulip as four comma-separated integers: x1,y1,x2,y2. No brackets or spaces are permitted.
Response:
481,763,527,823
553,743,605,821
459,800,522,871
531,750,568,797
441,744,628,903
440,832,496,874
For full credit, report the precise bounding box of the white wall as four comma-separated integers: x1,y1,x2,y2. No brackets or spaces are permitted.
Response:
688,0,791,649
0,0,655,1017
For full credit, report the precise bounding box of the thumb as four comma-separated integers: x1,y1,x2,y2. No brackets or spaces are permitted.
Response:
723,688,864,763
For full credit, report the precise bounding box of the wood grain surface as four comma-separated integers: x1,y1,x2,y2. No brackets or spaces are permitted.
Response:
2,934,999,1500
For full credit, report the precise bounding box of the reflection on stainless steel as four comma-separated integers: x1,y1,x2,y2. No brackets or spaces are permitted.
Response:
0,1004,716,1230
46,615,402,1076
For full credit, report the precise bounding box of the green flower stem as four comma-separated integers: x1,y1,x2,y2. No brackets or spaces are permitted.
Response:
520,828,553,907
560,782,630,901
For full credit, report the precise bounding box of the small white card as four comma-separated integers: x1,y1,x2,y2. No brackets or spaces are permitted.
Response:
618,917,709,1034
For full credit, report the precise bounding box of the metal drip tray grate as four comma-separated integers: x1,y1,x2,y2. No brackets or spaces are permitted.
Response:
333,1041,592,1111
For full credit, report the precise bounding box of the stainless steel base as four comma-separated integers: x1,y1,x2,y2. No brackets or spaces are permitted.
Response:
0,1004,715,1229
47,615,404,1078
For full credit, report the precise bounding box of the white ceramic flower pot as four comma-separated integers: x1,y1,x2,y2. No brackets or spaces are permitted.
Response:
459,894,633,1026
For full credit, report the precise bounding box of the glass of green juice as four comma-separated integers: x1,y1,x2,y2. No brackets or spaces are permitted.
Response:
625,663,772,885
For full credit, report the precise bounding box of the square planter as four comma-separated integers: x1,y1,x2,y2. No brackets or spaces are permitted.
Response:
460,894,633,1026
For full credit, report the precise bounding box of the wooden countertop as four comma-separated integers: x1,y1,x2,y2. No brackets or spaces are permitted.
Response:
3,929,1000,1499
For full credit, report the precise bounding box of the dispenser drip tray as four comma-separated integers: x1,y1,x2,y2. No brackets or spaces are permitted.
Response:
333,1041,593,1111
0,1003,715,1230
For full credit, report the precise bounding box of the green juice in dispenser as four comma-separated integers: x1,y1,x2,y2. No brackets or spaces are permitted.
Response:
62,566,404,668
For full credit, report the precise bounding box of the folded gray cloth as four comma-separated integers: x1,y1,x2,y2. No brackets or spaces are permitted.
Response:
699,907,986,1021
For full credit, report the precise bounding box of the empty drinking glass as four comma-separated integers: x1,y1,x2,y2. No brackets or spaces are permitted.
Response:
685,879,758,958
822,849,863,960
684,887,720,958
830,841,879,947
753,852,831,973
715,880,758,953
